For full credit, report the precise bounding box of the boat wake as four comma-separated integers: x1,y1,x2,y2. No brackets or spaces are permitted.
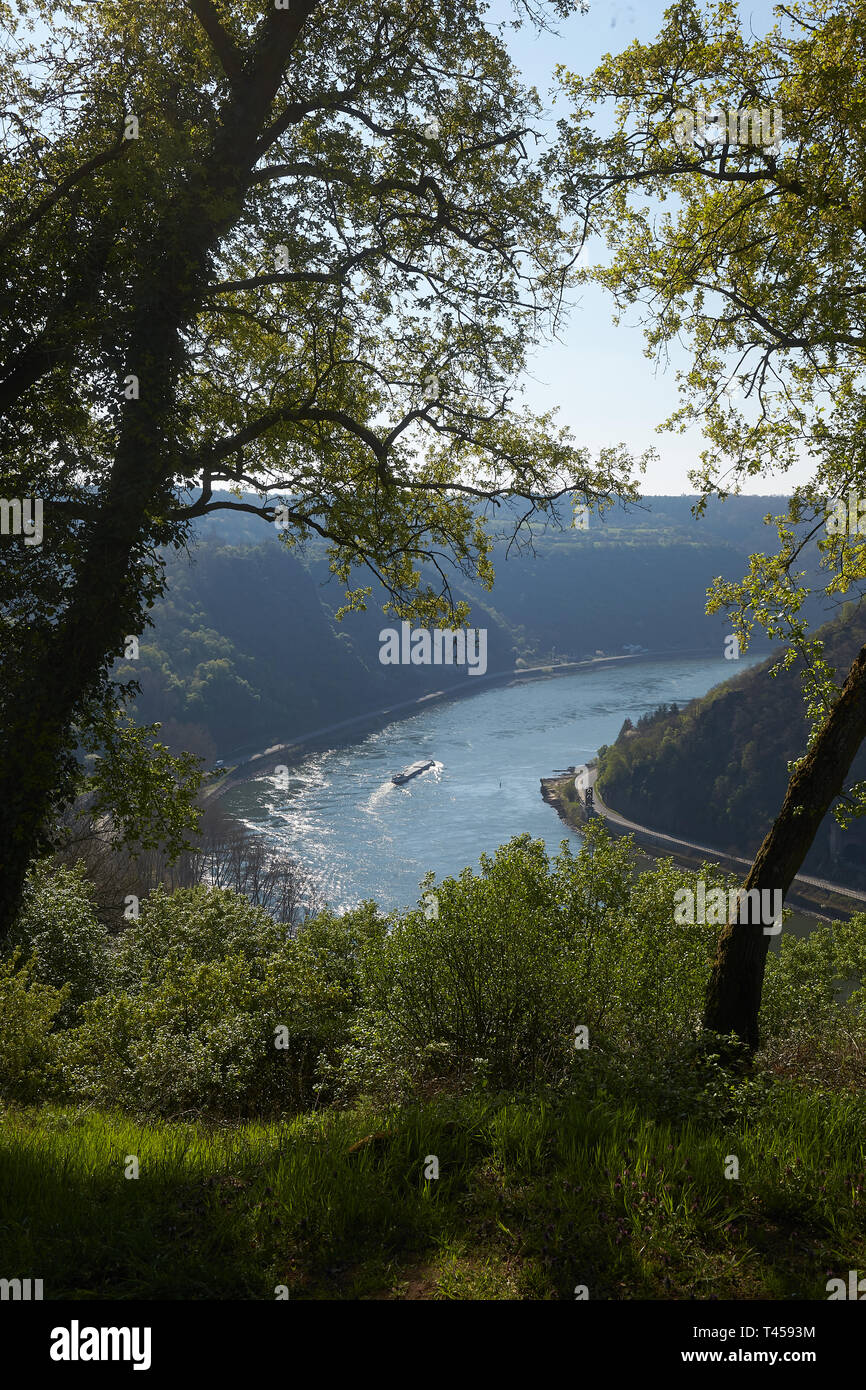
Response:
366,758,443,809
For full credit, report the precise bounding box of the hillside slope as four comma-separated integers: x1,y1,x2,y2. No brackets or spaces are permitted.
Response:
596,604,866,888
122,494,804,758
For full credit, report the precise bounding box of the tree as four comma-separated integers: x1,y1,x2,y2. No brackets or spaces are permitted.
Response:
554,0,866,1045
0,0,639,939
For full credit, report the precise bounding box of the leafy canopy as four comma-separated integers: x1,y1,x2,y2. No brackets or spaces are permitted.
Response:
0,0,639,851
553,0,866,814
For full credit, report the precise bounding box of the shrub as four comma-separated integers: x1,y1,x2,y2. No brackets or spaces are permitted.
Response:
5,861,107,1025
338,836,582,1098
758,914,866,1087
64,954,321,1116
0,953,67,1104
761,914,866,1038
63,888,386,1116
109,883,288,990
336,824,724,1101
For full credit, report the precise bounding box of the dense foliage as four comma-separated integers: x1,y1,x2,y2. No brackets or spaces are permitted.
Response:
4,862,108,1026
3,825,864,1118
0,954,67,1105
64,889,385,1116
3,824,864,1302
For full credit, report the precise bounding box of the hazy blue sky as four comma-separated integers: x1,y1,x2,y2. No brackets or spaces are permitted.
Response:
495,0,809,495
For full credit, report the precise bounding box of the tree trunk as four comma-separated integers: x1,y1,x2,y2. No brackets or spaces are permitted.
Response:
703,641,866,1048
0,197,222,938
0,9,317,941
0,329,191,940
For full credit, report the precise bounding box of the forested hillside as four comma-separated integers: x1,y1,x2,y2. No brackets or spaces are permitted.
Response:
597,604,866,888
122,494,800,758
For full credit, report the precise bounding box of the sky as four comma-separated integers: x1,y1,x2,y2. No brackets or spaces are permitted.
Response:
494,0,809,495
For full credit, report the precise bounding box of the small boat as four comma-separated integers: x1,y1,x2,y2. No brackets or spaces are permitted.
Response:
391,759,436,786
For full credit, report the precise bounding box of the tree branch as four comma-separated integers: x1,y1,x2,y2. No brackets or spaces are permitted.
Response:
0,135,129,258
187,0,244,86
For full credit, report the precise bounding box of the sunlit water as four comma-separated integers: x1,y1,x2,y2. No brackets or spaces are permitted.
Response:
223,655,766,914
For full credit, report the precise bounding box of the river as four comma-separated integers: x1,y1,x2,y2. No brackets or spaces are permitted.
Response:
223,653,773,914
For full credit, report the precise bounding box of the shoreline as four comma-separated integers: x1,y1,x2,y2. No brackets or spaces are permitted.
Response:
208,646,772,800
540,765,866,926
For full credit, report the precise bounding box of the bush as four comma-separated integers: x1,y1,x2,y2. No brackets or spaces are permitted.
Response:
0,953,67,1104
109,883,287,990
338,836,582,1098
64,955,308,1116
63,887,386,1116
5,861,107,1026
758,914,866,1087
18,835,866,1118
761,914,866,1037
336,824,724,1101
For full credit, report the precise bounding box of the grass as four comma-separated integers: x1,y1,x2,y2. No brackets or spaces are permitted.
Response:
1,1083,864,1300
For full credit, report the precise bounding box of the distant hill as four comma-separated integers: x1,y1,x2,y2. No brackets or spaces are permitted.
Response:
122,493,819,760
596,603,866,890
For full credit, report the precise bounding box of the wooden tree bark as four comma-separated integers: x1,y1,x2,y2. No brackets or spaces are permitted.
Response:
703,641,866,1048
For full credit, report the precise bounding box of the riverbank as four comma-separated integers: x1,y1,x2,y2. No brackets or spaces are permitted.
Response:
208,647,771,800
540,765,866,925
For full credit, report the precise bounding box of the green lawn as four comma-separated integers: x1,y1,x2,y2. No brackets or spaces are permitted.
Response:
2,1086,863,1300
